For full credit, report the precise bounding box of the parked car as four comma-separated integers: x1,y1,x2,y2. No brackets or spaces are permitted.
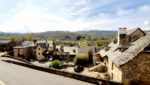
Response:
74,65,84,73
49,58,55,61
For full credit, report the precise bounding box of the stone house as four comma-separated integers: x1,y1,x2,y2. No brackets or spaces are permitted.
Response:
0,40,17,54
36,41,55,60
92,28,150,84
63,46,78,61
78,46,101,55
53,51,69,61
13,46,34,58
36,43,47,60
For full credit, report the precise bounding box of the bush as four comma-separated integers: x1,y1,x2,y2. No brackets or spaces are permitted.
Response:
73,55,89,65
50,60,62,69
2,52,9,56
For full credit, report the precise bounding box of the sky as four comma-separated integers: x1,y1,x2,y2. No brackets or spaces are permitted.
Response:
0,0,150,33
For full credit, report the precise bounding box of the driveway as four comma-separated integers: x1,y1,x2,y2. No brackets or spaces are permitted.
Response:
0,61,94,85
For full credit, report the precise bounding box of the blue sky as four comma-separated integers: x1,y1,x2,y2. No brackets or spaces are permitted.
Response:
0,0,150,33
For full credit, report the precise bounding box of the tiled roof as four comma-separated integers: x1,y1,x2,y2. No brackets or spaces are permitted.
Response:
37,43,47,48
98,28,150,67
113,34,150,67
78,46,101,54
0,40,11,44
13,46,29,48
22,41,35,46
63,46,78,55
126,28,138,35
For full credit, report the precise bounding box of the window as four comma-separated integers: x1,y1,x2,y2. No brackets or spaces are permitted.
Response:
111,73,113,79
18,53,20,56
112,63,114,70
39,48,40,50
18,49,20,51
39,53,40,55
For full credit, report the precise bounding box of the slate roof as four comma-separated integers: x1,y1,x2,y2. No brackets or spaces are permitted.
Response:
0,40,11,44
22,40,54,47
98,28,150,67
78,46,101,54
37,43,47,48
113,34,150,67
63,46,78,55
37,41,54,47
126,28,138,35
22,41,35,46
13,46,29,48
126,28,145,35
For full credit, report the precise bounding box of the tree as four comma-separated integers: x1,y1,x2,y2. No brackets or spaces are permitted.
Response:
47,37,54,41
33,37,41,41
9,36,17,41
26,34,33,41
74,55,89,65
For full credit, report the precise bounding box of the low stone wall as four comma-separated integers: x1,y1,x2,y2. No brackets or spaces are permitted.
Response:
3,60,122,85
2,56,31,64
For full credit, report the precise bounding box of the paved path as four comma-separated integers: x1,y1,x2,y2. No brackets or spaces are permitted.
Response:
0,61,94,85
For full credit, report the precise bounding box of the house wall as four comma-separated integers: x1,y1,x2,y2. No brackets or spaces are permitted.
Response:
121,52,150,84
14,48,24,57
93,53,101,65
36,45,46,60
129,29,145,42
108,59,122,83
14,47,33,58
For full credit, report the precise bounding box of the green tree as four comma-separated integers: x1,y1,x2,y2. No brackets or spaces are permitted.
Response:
9,36,17,41
33,37,41,41
47,37,54,41
26,34,33,41
73,54,89,65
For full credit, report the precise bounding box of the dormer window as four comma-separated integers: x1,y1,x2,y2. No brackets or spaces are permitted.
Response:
73,49,76,53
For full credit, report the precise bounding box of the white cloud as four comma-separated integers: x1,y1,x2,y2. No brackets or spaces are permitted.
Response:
117,9,133,16
0,0,150,33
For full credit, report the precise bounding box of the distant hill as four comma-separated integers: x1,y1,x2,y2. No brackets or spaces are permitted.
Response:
0,30,122,40
0,30,148,40
77,30,117,36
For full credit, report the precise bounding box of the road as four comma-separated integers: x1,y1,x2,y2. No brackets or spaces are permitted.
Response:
0,61,94,85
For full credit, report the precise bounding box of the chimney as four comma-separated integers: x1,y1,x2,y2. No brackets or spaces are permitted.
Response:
118,27,127,45
33,40,37,45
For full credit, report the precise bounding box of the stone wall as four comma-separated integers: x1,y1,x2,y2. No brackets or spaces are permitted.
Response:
36,45,46,60
3,60,122,85
129,28,145,42
121,52,150,84
108,59,122,83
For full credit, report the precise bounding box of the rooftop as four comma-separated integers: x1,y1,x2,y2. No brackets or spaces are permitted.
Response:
0,40,11,44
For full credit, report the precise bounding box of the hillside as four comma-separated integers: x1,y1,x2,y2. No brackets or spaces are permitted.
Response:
0,30,118,40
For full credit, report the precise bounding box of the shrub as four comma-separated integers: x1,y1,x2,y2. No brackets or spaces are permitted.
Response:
2,52,9,56
73,55,89,65
50,60,62,69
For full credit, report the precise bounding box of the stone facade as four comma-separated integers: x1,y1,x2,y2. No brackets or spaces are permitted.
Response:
121,52,150,84
108,59,122,82
93,28,150,84
93,53,102,65
118,28,145,46
129,28,145,42
36,45,46,60
14,47,34,58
